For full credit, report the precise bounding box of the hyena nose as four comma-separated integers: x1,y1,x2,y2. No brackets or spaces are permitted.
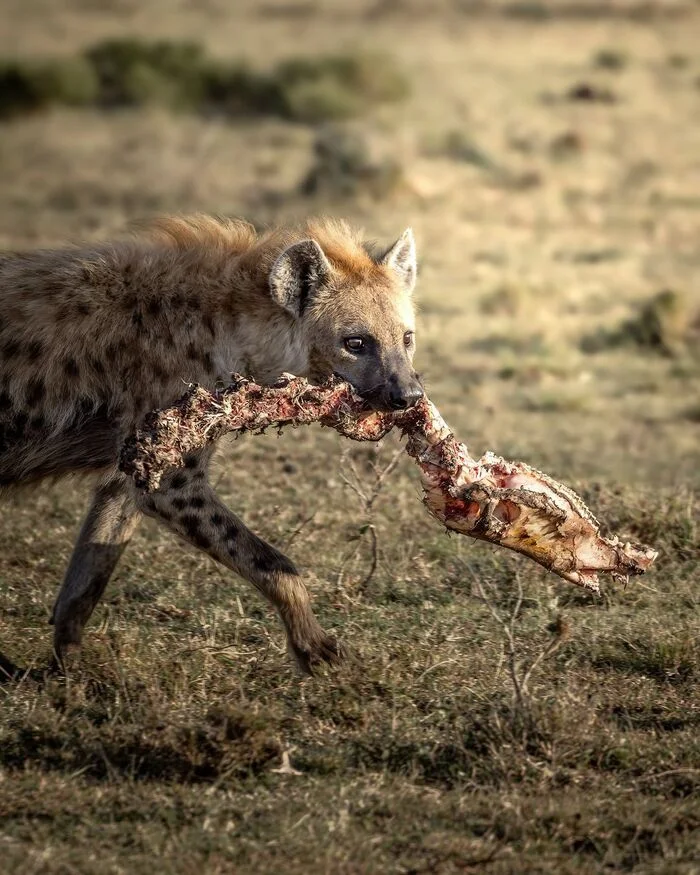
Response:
388,380,424,410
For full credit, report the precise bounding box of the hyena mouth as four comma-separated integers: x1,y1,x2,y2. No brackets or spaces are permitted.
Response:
332,372,376,406
332,371,356,390
332,373,376,404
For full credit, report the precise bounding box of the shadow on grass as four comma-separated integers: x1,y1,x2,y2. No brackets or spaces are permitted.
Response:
592,638,697,685
0,701,281,783
610,704,700,733
0,649,61,686
0,650,28,683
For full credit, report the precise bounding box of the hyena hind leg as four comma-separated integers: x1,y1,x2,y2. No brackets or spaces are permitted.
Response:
51,473,141,667
133,457,345,675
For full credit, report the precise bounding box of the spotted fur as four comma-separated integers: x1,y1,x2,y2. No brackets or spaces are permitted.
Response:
0,215,420,674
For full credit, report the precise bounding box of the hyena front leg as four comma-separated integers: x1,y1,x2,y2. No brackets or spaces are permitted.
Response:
51,473,142,665
133,452,344,675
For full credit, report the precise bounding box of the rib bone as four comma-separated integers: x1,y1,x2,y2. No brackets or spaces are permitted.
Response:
120,374,657,593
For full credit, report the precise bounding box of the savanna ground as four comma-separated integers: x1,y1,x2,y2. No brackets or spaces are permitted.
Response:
1,1,699,872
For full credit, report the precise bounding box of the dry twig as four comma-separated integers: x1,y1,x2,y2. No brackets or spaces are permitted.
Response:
338,442,405,591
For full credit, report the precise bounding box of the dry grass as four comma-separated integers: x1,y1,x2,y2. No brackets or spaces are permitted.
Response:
1,1,699,873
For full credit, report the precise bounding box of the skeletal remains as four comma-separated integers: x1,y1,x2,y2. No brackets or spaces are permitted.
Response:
121,374,657,593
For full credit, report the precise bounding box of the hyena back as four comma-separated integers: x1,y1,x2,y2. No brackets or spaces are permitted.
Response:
0,215,421,673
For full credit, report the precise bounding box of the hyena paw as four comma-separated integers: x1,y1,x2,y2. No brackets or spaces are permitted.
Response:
49,643,82,676
51,623,83,674
288,629,348,676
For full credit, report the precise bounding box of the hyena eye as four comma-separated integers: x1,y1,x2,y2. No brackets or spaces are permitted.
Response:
404,331,414,347
344,337,365,353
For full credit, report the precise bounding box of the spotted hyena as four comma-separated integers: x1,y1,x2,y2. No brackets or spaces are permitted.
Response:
0,216,421,674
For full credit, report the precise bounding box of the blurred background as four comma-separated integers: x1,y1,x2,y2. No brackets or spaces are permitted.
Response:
1,4,700,871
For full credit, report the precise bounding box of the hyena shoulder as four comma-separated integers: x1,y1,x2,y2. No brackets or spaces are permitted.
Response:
0,215,422,677
0,215,416,486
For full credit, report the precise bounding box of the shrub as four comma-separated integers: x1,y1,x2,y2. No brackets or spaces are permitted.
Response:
0,57,99,118
202,62,283,116
567,81,617,103
34,57,100,106
0,40,410,124
623,289,695,355
581,289,699,357
549,130,584,159
0,62,43,118
84,38,208,109
439,130,497,170
300,125,404,200
280,75,362,123
274,52,410,122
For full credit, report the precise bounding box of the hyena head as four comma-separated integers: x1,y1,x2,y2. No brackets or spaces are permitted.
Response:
269,225,423,412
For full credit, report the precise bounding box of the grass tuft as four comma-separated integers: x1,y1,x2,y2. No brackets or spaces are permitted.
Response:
436,129,499,171
276,52,410,122
300,125,405,199
85,38,209,109
581,289,699,357
593,636,697,684
592,48,629,70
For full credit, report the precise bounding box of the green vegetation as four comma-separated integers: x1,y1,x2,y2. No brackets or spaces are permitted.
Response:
582,289,700,356
301,126,405,199
592,47,628,70
85,38,211,110
0,39,410,123
277,53,410,123
436,129,499,171
0,57,99,118
621,289,698,355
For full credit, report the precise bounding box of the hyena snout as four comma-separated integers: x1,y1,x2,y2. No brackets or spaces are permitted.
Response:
385,373,424,411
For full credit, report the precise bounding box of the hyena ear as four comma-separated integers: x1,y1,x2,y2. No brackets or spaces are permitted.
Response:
269,239,331,318
380,228,417,294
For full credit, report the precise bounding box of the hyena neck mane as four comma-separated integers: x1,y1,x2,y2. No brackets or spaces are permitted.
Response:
0,214,388,463
133,214,388,382
140,213,380,294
